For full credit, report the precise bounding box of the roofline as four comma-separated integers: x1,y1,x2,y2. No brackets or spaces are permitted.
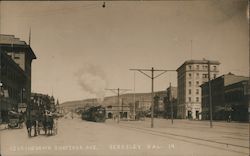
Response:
200,73,249,87
177,59,220,71
0,43,37,59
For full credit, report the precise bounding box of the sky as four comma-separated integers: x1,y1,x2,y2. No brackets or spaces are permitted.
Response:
0,0,248,103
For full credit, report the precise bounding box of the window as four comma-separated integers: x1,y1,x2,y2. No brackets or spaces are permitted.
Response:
14,53,20,59
203,74,207,78
196,65,199,70
189,73,192,78
213,66,217,71
189,65,192,70
189,97,191,102
196,73,199,78
189,81,191,87
196,81,199,85
189,89,191,94
196,97,199,102
214,74,216,79
196,89,199,94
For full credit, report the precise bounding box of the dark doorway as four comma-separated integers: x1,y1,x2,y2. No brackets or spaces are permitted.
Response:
196,111,199,119
108,112,113,119
188,111,192,119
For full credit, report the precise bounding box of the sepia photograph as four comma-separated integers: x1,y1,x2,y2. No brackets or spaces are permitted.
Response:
0,0,249,156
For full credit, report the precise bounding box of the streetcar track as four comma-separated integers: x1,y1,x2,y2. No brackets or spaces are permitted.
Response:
222,136,249,141
165,125,249,138
144,119,249,130
112,124,249,155
123,121,249,138
120,124,249,149
176,120,249,129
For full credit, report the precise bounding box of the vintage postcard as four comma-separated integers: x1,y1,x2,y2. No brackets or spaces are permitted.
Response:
0,0,249,156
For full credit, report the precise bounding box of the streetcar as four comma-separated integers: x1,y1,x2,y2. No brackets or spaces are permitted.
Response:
81,105,106,122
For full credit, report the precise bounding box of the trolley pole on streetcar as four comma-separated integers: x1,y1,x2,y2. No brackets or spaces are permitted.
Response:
105,88,131,123
130,67,176,128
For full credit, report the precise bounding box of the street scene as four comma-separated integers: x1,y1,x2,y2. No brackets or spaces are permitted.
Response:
1,114,249,156
0,1,249,156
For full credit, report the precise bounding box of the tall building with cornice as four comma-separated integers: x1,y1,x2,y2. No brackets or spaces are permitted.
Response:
176,59,220,119
0,34,36,121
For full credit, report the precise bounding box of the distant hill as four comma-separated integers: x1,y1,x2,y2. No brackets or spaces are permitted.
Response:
60,90,167,110
60,100,83,107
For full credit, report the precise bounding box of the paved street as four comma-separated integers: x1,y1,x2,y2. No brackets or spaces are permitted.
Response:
0,115,249,156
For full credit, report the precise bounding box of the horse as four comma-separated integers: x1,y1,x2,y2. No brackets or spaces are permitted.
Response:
25,119,38,137
44,115,54,135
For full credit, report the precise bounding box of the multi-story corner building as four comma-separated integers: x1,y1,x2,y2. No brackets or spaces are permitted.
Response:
0,34,36,121
201,73,249,121
177,59,220,119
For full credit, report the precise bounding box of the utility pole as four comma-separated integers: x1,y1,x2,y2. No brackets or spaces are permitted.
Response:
121,98,124,117
105,88,131,123
130,67,176,128
170,83,173,125
133,72,136,120
207,60,213,128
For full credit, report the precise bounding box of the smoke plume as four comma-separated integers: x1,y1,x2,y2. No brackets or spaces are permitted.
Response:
76,64,108,103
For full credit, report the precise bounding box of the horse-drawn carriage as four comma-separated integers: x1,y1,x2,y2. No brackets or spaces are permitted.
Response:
38,112,58,136
26,110,58,137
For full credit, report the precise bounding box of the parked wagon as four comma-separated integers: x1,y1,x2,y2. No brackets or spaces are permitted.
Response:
8,111,24,129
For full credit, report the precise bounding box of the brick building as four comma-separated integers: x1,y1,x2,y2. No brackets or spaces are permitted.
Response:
201,73,249,121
